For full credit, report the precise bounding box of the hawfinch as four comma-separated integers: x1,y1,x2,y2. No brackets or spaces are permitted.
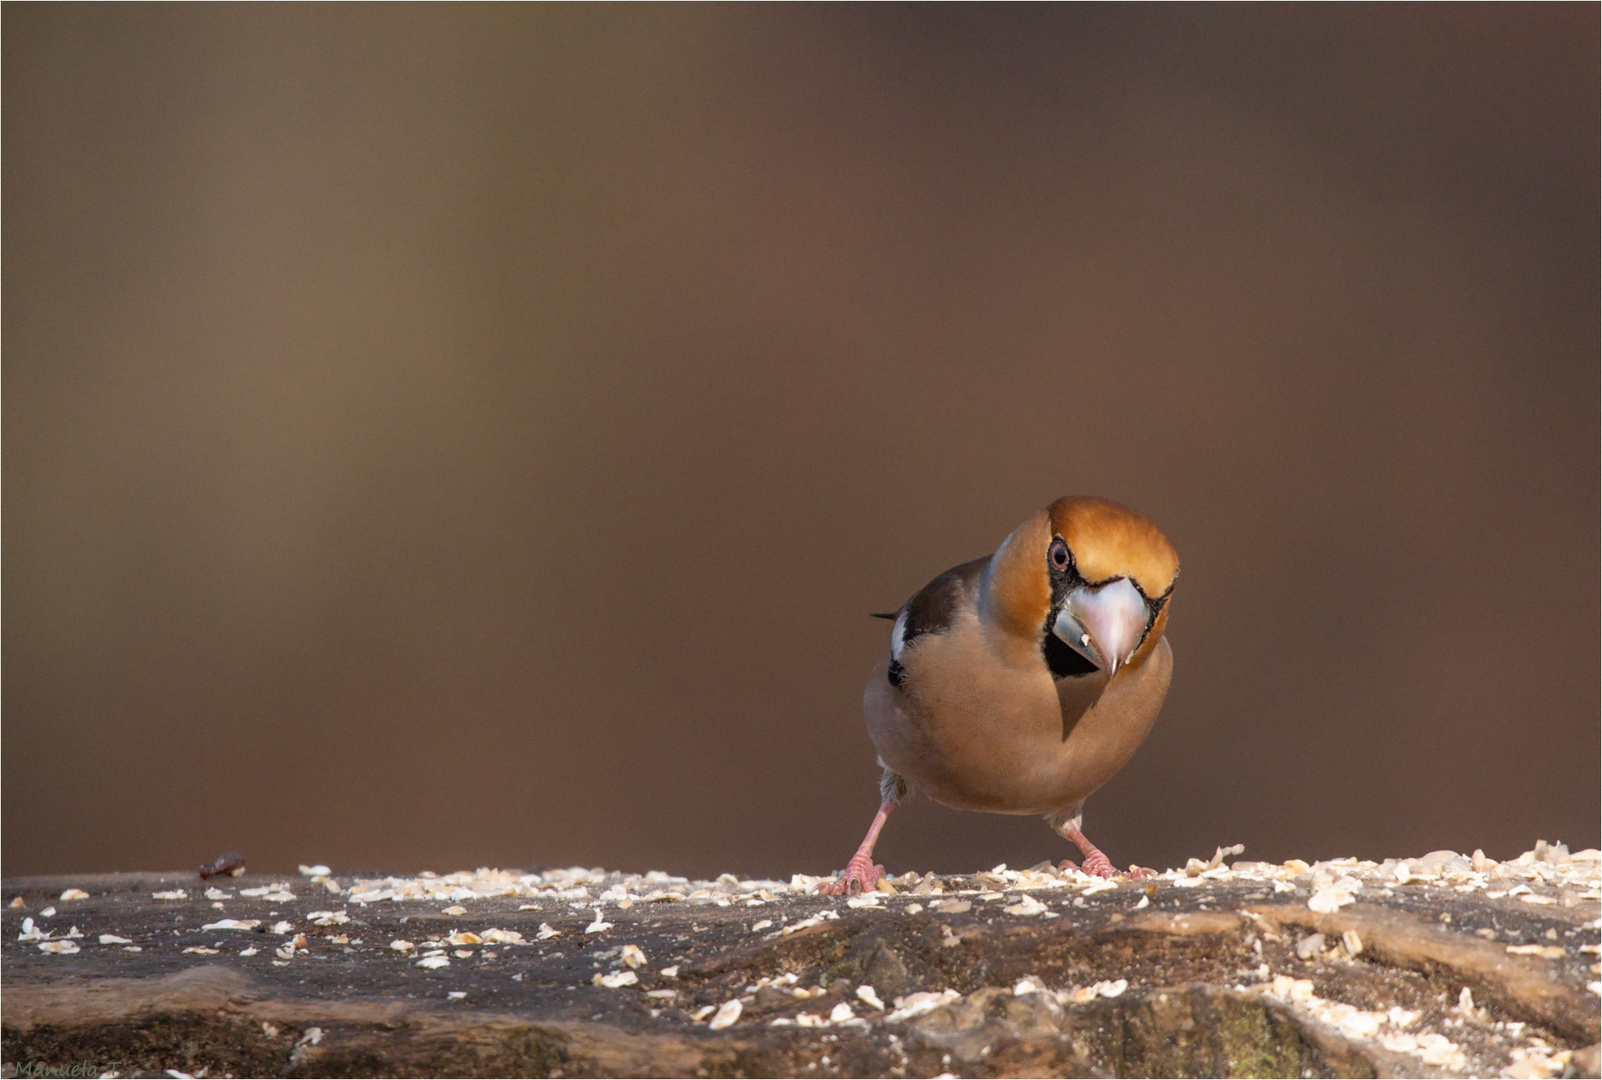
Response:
819,496,1179,895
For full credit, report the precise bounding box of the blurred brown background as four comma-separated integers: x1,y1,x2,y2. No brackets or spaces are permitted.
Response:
5,6,1597,880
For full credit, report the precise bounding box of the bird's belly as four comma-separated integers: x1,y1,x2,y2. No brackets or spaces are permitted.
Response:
864,637,1172,816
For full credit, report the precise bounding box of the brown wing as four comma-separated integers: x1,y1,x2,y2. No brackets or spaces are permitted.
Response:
886,556,989,687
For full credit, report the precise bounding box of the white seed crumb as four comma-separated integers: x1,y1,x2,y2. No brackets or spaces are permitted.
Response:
707,998,743,1030
201,919,262,931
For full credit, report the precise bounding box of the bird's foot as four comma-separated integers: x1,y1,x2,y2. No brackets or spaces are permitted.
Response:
1060,851,1115,878
1060,853,1152,879
817,855,886,895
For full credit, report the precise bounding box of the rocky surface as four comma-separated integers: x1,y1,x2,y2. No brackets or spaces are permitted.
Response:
3,844,1598,1078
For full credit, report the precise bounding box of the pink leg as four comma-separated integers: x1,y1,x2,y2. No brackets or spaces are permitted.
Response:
1058,821,1154,880
817,801,894,895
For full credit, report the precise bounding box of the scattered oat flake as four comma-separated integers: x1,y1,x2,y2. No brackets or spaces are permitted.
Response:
444,930,483,945
17,918,50,943
594,970,638,988
829,1001,856,1023
152,890,188,901
99,934,133,945
1506,944,1566,959
240,947,259,956
783,915,827,934
416,954,450,969
183,946,220,955
479,928,526,945
441,905,467,916
8,896,25,908
308,910,349,926
585,911,613,934
299,864,332,877
886,989,962,1022
751,919,773,932
1004,893,1050,916
1307,885,1355,913
201,919,261,931
391,940,416,952
857,985,885,1010
660,965,680,978
619,943,646,968
58,888,89,901
37,940,79,954
707,998,743,1030
536,923,560,940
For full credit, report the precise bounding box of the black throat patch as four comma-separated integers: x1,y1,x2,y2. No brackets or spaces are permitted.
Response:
1042,631,1099,679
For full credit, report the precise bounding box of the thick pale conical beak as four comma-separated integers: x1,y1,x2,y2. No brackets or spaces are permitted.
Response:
1052,577,1149,678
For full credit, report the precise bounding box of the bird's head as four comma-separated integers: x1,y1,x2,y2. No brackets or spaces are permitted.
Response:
984,496,1178,678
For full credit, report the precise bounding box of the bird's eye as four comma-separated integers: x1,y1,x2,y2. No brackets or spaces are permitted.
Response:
1048,538,1070,571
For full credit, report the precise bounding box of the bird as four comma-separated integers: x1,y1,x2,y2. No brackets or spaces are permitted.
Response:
818,496,1179,895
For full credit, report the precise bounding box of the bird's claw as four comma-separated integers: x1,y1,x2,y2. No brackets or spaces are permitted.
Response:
817,856,886,895
1060,856,1154,880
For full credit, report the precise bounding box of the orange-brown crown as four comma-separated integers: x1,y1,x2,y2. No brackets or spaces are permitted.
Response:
982,497,1179,658
1046,496,1178,599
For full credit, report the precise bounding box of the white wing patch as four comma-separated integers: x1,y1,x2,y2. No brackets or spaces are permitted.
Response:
890,611,909,661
